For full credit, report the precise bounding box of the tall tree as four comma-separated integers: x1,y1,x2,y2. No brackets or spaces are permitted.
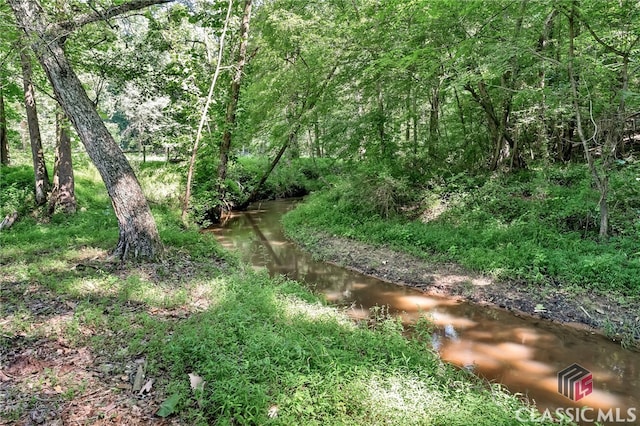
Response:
565,0,640,239
213,0,252,219
9,0,168,259
19,44,50,204
182,0,234,224
48,107,76,214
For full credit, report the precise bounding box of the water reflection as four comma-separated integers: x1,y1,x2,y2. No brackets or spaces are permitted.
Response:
207,200,640,425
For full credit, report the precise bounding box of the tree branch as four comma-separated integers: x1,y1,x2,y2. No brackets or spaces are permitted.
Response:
577,13,626,57
59,0,173,31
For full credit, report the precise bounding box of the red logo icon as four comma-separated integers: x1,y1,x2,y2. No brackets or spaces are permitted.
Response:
558,363,593,401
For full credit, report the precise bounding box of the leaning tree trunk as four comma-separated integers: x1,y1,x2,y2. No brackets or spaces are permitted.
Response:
10,0,162,260
242,62,338,207
48,108,76,214
19,44,50,204
0,86,8,166
246,126,297,204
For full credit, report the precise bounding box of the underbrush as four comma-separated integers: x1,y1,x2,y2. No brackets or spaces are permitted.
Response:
283,163,640,295
0,158,552,425
0,164,36,219
148,272,545,425
190,155,334,223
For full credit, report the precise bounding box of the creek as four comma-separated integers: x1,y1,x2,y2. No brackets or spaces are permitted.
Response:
208,199,639,425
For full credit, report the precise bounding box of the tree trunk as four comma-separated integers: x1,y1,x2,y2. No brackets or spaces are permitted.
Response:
238,62,338,210
466,2,527,171
285,93,302,159
10,0,162,260
376,81,387,157
0,212,18,231
213,0,252,221
48,108,76,214
312,120,322,158
558,119,575,162
469,80,506,170
428,84,441,143
536,10,558,162
20,120,27,151
246,125,298,205
405,91,411,147
567,1,607,239
19,44,50,205
466,80,523,171
453,87,466,133
0,86,8,166
182,0,234,224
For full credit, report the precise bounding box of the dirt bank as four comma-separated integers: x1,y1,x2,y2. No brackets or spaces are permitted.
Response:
290,231,640,350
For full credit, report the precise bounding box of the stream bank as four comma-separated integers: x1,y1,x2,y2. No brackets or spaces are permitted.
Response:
283,225,640,351
214,198,640,423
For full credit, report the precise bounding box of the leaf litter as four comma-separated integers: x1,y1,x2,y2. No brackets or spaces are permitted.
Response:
0,254,224,425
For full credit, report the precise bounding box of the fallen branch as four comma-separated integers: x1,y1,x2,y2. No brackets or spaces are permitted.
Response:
0,211,17,230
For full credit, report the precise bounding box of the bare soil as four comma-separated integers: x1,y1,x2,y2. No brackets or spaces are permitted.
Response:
293,232,640,349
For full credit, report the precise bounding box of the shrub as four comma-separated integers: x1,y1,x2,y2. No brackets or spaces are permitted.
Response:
190,154,334,223
0,165,35,219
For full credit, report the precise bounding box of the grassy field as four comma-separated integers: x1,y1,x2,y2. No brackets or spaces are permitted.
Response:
0,157,557,425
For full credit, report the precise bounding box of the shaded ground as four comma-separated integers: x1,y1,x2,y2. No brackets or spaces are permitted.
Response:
291,232,640,350
0,253,221,426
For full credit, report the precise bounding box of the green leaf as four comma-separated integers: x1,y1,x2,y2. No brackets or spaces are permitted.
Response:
156,394,181,418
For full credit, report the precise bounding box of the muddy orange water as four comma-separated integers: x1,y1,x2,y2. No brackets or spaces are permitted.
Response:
208,199,640,425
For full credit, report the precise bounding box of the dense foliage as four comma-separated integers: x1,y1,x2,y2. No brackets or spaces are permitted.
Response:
284,162,640,294
2,0,639,224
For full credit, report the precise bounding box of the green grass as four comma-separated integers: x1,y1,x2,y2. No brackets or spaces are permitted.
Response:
148,271,546,425
0,158,556,425
282,163,640,296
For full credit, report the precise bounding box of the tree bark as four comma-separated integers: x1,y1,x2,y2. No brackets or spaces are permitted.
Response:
466,80,523,171
0,212,18,231
567,2,640,239
48,108,76,214
537,9,558,162
376,81,387,157
0,86,8,166
10,0,162,260
428,83,441,143
212,0,252,221
313,120,322,158
19,44,50,205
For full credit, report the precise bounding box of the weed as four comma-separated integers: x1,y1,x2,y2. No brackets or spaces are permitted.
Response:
459,280,475,298
601,318,617,340
413,314,437,341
